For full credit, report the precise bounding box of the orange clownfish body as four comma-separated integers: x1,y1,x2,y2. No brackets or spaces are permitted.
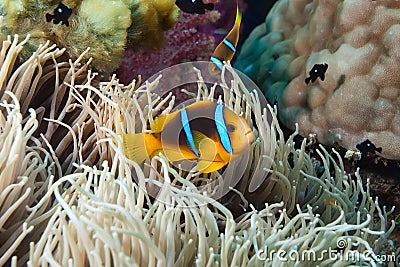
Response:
120,101,254,173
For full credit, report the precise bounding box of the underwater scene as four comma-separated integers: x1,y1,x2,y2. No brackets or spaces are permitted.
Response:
0,0,400,266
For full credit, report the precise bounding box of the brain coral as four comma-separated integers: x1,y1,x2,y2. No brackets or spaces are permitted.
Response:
0,0,179,73
235,0,400,160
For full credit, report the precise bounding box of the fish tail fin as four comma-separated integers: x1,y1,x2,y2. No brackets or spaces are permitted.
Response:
120,133,160,163
205,3,214,11
376,147,382,153
305,77,311,84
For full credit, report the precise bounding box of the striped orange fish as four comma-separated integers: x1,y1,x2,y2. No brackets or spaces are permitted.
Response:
120,101,254,173
209,6,242,74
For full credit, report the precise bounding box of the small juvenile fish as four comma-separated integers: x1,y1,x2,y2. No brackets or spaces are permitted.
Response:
273,96,278,109
209,6,242,73
120,101,254,173
175,0,214,14
46,3,72,26
305,63,328,84
325,197,340,208
356,139,382,155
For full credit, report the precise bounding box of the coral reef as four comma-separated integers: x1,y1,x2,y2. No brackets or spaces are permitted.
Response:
0,0,179,73
117,8,219,83
0,32,398,266
238,0,277,50
235,0,400,160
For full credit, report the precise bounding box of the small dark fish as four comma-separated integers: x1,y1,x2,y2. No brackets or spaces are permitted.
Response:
46,3,72,26
356,139,382,155
175,0,214,14
273,96,278,106
305,63,328,84
273,96,278,110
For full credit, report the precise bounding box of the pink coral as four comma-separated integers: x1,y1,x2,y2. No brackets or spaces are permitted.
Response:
236,0,400,159
116,9,219,84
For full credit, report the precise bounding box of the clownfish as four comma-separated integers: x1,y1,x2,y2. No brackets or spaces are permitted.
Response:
46,3,73,26
209,6,242,74
120,101,254,173
175,0,214,14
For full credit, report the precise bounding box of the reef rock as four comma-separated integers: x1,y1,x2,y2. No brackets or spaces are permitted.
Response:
235,0,400,160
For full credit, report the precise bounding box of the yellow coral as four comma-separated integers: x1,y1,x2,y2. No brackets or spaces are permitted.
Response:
0,0,179,72
127,0,180,50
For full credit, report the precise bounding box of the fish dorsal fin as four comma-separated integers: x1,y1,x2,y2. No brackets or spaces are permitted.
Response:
151,115,168,132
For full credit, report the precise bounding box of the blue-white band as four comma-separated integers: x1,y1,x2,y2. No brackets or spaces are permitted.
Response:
180,109,200,158
214,104,232,154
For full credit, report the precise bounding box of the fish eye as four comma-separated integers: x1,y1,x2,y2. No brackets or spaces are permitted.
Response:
227,124,236,132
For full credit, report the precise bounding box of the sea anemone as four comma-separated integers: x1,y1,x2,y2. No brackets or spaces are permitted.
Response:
0,26,397,266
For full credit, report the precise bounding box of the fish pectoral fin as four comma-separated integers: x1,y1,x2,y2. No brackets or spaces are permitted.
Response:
195,135,228,173
196,137,228,173
192,130,210,150
196,160,227,173
195,133,218,160
120,133,149,163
